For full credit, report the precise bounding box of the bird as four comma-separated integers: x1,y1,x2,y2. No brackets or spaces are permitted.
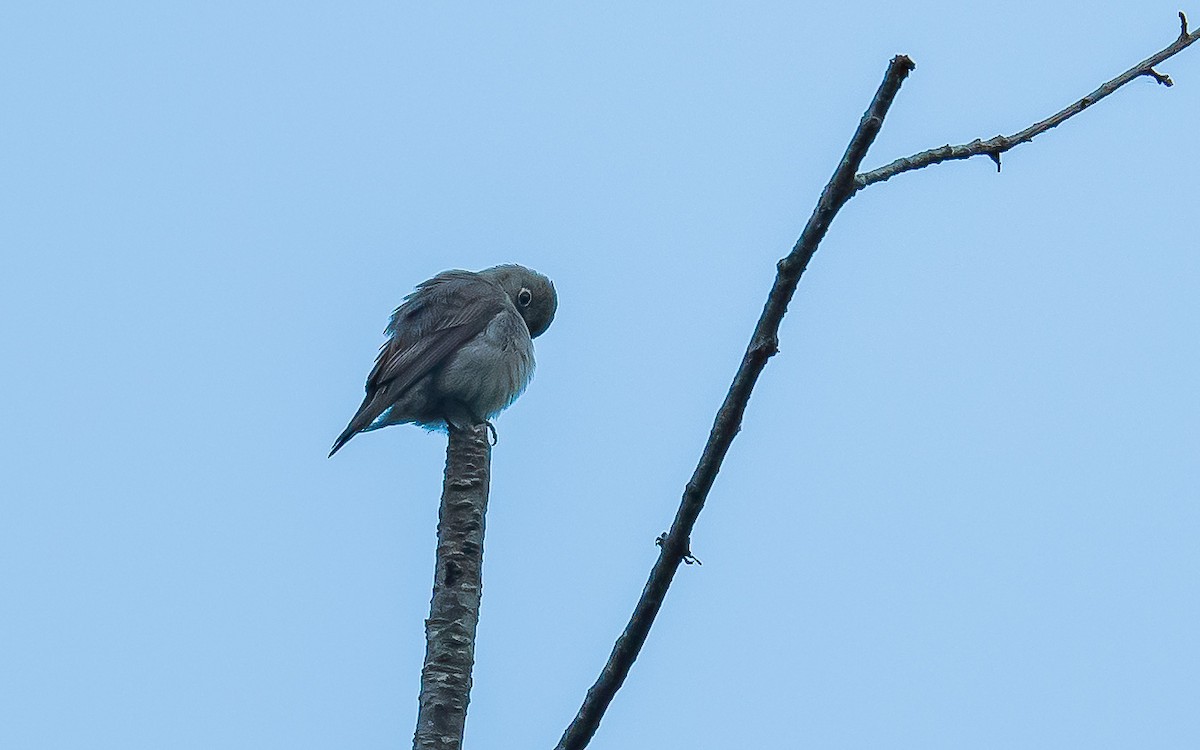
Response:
329,264,557,456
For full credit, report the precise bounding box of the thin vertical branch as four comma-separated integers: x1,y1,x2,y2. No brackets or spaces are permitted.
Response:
554,54,917,750
413,424,491,750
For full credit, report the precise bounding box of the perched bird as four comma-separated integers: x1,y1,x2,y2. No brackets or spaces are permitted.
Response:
329,264,557,456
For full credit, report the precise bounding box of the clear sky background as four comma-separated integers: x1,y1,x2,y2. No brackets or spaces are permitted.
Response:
2,2,1197,748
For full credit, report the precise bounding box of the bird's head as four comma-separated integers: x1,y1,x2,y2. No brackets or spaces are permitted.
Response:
479,264,557,338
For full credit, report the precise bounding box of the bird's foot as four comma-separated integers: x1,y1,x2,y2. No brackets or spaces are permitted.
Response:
465,410,498,445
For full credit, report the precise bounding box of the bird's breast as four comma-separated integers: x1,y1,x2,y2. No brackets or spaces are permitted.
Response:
436,310,535,418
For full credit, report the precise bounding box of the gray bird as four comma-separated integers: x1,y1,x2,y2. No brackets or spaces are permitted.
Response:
329,264,557,456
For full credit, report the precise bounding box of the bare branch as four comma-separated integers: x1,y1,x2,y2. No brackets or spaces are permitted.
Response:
552,13,1199,749
855,16,1200,191
414,424,491,750
554,54,917,750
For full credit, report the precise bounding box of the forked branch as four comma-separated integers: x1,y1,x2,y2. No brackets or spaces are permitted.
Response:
855,12,1200,190
556,12,1199,750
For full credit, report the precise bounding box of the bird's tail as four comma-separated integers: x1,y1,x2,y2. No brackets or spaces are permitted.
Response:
328,393,387,457
328,425,358,457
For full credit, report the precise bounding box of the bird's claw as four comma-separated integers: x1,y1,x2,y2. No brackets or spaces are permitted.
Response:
461,410,498,445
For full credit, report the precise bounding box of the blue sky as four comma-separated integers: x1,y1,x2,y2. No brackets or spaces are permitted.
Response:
2,2,1197,748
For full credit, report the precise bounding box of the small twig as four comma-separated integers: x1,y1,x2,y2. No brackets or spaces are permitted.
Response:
413,424,491,750
554,54,916,750
1144,68,1175,86
854,15,1200,191
655,532,702,565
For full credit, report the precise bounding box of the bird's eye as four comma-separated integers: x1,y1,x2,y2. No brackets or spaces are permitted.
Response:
517,288,532,307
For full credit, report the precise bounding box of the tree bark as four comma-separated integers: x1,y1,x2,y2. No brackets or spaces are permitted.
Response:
413,424,491,750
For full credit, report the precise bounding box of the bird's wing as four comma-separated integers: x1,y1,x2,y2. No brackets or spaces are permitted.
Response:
329,273,507,455
366,273,507,396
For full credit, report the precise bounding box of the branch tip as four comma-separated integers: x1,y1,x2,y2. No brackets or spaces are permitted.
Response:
1180,11,1189,39
987,152,1002,172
